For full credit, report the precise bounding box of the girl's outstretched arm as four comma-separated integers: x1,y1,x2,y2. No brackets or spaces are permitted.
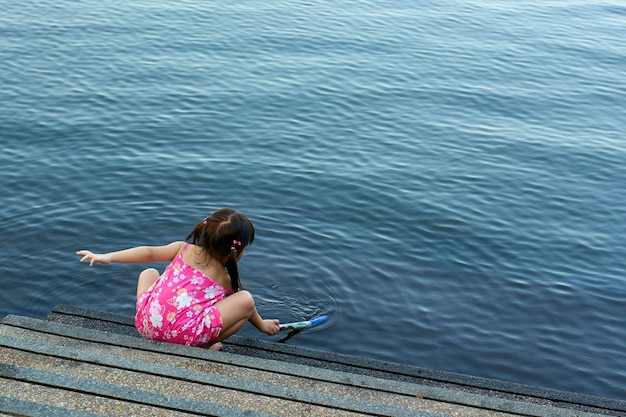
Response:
249,308,280,336
77,241,186,266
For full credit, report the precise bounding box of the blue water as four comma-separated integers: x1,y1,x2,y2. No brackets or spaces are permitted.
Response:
1,0,625,401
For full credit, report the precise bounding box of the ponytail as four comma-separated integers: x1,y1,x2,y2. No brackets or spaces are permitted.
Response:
186,208,254,293
225,249,241,292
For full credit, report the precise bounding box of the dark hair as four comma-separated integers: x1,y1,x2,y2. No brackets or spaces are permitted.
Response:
186,208,255,292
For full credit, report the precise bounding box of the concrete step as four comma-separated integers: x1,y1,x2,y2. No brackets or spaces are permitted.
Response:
0,305,623,417
0,315,489,417
44,304,626,416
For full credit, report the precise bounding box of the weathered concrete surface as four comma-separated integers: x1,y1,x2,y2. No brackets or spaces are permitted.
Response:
0,304,623,417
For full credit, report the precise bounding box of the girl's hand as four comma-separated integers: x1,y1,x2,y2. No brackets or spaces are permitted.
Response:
76,250,112,266
260,319,280,336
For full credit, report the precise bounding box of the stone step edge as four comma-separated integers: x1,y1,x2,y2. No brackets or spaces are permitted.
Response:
0,361,280,417
3,315,490,412
0,395,103,417
5,314,427,398
4,314,617,417
47,304,626,413
0,332,426,417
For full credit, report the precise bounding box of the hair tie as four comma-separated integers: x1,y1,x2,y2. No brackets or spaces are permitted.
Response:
231,240,242,251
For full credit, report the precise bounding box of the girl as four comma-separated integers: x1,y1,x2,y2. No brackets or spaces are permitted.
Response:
76,208,280,350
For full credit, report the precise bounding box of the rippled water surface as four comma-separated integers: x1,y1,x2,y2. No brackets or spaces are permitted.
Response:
1,0,625,400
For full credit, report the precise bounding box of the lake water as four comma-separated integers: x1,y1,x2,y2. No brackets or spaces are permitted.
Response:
1,0,625,401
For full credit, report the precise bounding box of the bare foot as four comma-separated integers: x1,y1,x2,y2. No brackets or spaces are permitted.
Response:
208,342,223,351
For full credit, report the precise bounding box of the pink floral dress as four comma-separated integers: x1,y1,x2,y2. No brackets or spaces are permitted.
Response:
135,243,232,346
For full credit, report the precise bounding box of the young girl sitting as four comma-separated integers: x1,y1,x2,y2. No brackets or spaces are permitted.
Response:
76,207,280,350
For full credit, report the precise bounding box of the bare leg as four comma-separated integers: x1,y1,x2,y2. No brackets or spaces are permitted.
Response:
136,268,160,299
213,290,256,342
